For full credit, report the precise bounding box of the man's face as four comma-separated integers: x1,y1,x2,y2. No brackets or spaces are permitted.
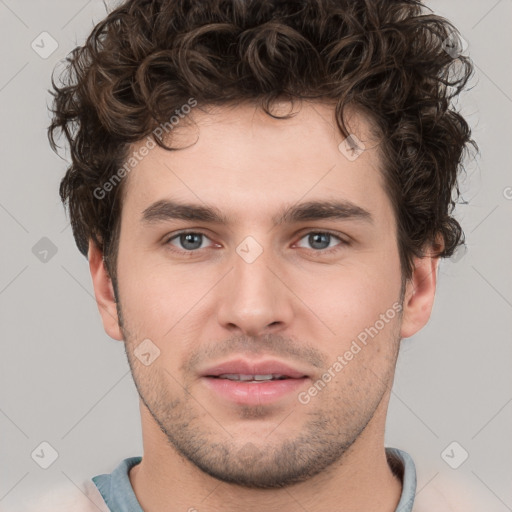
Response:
112,102,405,487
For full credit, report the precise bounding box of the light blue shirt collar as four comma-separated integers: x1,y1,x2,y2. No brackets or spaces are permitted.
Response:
92,447,417,511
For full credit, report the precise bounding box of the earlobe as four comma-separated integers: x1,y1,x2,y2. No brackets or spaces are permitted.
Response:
399,252,440,339
88,239,124,341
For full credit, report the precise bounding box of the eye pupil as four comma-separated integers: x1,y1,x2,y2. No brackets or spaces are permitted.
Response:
309,233,330,250
180,233,202,250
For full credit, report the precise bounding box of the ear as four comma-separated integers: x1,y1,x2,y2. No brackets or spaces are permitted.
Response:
88,239,124,341
400,244,442,339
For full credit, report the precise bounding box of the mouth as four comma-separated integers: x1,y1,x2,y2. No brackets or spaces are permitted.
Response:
201,358,309,379
200,359,310,405
202,375,309,405
208,374,295,382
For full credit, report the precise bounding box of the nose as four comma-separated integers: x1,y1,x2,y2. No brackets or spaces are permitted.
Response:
216,242,294,338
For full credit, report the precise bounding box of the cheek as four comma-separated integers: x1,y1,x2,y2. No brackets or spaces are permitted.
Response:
116,252,172,333
116,252,215,348
311,261,399,317
311,285,396,353
298,255,402,357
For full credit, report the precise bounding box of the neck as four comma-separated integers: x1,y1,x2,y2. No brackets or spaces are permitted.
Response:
129,400,403,512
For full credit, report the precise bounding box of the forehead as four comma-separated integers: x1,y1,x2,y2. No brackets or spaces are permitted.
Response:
120,101,391,227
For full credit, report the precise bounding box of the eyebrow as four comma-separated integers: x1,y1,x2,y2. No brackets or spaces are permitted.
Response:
141,199,373,226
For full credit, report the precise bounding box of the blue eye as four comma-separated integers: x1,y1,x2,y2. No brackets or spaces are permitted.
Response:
164,230,348,255
295,232,346,252
166,232,211,251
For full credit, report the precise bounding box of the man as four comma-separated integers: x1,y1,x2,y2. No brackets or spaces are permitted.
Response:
39,0,477,510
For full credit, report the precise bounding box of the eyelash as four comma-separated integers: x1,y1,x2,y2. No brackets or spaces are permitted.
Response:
163,230,349,256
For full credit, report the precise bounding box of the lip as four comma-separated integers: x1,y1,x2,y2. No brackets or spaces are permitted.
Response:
201,358,308,379
202,376,309,405
200,358,310,406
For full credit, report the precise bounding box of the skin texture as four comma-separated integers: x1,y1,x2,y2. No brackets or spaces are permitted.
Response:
89,101,440,511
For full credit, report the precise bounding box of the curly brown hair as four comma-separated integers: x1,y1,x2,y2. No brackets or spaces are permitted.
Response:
48,0,476,284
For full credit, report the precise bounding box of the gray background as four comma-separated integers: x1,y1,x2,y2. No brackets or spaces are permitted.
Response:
0,0,511,510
